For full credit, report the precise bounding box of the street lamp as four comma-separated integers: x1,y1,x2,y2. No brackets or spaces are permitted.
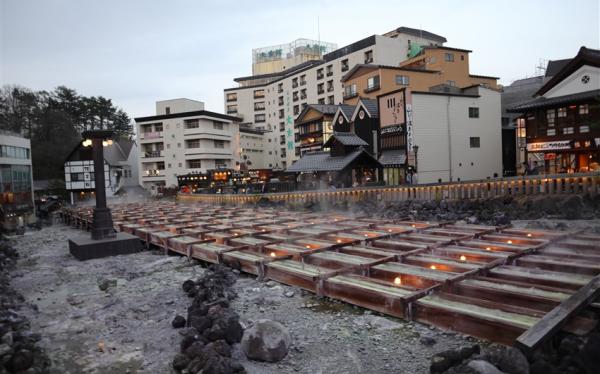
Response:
68,130,141,260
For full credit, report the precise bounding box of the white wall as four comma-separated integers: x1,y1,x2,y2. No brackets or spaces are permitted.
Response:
156,98,204,115
544,65,600,98
412,87,502,184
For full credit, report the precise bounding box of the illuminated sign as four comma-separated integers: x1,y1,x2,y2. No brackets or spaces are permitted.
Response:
526,141,571,151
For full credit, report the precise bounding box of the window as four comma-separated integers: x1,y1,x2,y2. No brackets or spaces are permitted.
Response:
317,68,324,79
318,83,324,94
326,65,333,76
187,159,201,169
165,107,170,115
300,89,307,100
447,80,456,87
396,75,409,85
318,98,325,104
364,50,373,63
278,96,284,106
366,75,380,91
71,172,84,182
547,129,556,136
226,93,237,102
184,119,200,129
226,104,237,114
213,121,224,130
468,107,479,118
469,137,480,148
277,83,283,93
278,109,284,119
461,55,465,61
254,101,265,111
546,109,555,126
279,122,285,131
253,89,265,99
254,114,265,123
154,124,163,132
327,80,334,92
557,107,567,117
292,78,298,88
0,146,30,159
279,135,286,145
214,140,225,149
328,95,335,105
300,75,306,86
563,127,574,134
445,53,454,62
156,162,165,170
579,104,589,115
341,59,349,72
516,118,526,138
186,139,200,148
293,91,299,102
293,105,299,115
580,125,590,133
344,84,357,98
215,159,228,169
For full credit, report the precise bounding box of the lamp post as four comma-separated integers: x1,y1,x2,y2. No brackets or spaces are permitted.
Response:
82,130,115,240
413,145,419,185
69,130,141,260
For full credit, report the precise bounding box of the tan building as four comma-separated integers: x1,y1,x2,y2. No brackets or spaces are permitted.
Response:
341,46,498,105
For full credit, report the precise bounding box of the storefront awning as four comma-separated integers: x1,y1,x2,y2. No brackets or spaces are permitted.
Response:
379,150,406,166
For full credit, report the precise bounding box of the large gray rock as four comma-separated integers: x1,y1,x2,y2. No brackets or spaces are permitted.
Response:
241,319,291,363
467,360,507,374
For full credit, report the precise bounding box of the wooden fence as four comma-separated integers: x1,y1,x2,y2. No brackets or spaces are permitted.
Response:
177,172,600,205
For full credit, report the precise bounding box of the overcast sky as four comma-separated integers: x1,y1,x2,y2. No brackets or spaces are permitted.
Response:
1,0,599,119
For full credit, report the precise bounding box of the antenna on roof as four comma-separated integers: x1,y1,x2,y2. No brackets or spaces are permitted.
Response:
535,58,547,76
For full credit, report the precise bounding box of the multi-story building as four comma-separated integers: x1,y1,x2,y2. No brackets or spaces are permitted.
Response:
252,38,337,75
508,46,600,174
239,125,267,170
224,26,447,169
340,46,498,105
0,131,35,229
135,99,241,191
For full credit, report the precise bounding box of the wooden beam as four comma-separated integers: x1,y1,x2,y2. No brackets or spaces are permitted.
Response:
515,274,600,355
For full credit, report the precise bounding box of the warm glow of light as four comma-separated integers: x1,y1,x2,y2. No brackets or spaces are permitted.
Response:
394,277,402,285
485,247,492,251
336,239,342,243
364,234,369,237
102,140,108,147
270,252,276,257
459,255,467,262
411,224,416,228
305,245,311,249
527,233,532,237
388,229,393,233
261,229,266,232
430,265,437,270
507,240,513,244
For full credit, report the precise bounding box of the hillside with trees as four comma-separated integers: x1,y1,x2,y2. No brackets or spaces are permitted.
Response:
0,85,134,180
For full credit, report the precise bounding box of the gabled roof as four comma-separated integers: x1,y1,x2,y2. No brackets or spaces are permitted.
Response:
535,46,600,97
295,104,339,125
286,148,381,173
507,89,600,112
331,104,355,126
352,99,379,120
323,132,368,148
545,59,571,77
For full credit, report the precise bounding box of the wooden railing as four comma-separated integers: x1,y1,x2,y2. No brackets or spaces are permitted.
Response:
177,172,600,205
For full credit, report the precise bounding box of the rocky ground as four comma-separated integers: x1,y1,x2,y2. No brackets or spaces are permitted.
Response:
5,215,600,374
6,224,485,374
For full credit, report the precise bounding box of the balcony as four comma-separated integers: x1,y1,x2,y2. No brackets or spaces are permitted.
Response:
364,84,380,93
343,92,358,100
185,148,231,156
142,170,165,179
226,97,237,102
142,150,163,158
140,131,163,140
254,106,265,111
227,109,237,114
253,94,265,99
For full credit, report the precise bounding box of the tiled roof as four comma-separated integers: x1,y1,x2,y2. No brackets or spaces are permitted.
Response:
360,99,379,117
378,150,406,166
286,149,379,173
545,59,571,77
339,104,355,120
507,89,600,112
308,104,339,115
323,132,368,148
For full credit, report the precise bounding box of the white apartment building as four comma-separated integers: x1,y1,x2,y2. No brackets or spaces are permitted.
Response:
224,26,447,170
135,99,241,191
410,85,503,184
239,126,267,170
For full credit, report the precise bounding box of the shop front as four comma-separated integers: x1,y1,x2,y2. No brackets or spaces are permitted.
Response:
526,138,600,173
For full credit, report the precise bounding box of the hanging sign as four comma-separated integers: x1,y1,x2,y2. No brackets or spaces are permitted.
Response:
526,140,571,152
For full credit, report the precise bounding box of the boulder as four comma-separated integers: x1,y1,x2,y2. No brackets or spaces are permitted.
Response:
241,319,291,362
482,346,529,374
172,315,186,329
467,360,507,374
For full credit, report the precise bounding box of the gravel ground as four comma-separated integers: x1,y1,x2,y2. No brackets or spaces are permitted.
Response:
11,219,598,374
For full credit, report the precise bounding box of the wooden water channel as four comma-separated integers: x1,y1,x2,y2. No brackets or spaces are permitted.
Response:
61,202,600,347
178,172,600,205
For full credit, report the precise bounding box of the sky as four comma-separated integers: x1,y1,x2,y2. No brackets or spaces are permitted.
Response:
1,0,599,119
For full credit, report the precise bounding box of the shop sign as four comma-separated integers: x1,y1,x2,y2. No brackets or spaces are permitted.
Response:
381,125,403,135
406,103,414,151
526,140,571,152
544,153,556,160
